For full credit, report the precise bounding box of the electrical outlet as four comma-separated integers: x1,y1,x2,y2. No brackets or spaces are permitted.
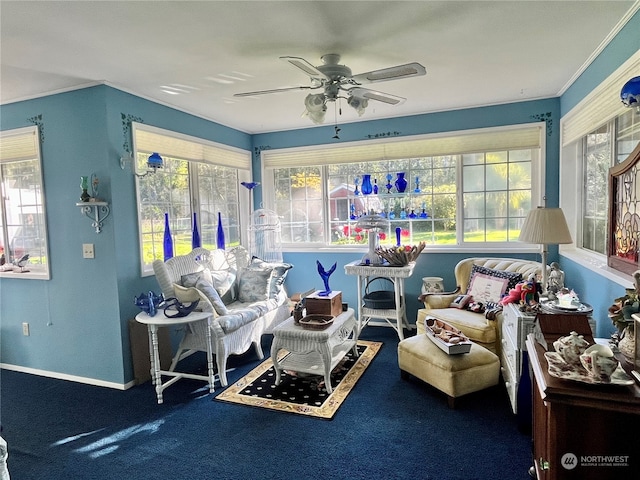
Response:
83,243,95,259
22,322,30,336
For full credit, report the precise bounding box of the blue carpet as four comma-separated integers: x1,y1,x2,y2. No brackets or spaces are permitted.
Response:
0,326,533,479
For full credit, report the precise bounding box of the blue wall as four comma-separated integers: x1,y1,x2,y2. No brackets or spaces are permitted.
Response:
1,11,637,385
0,86,250,385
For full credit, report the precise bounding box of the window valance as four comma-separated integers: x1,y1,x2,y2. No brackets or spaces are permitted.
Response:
262,124,542,168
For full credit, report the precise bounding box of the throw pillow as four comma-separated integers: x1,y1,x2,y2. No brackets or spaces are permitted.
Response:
468,264,523,293
247,256,293,299
449,294,472,309
195,278,229,316
210,269,237,305
467,273,509,305
237,268,272,303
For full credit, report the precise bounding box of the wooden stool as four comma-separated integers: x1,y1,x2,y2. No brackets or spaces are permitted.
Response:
398,334,500,408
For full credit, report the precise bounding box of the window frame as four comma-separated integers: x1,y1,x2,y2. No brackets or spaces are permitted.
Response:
0,125,50,280
559,50,640,285
132,123,252,276
261,123,545,251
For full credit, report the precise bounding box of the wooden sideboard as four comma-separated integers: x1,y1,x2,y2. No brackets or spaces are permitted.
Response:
526,333,640,479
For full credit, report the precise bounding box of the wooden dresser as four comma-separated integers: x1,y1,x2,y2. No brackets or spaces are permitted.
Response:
526,333,640,479
501,304,595,414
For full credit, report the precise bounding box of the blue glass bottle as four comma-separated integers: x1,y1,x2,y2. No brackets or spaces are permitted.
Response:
163,212,173,261
216,212,225,250
373,178,378,194
192,212,201,249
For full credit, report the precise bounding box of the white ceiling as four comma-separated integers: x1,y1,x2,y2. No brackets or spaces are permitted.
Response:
1,1,638,134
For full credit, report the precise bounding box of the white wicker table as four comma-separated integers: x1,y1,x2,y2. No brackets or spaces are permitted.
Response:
270,308,357,394
344,261,415,340
135,310,215,404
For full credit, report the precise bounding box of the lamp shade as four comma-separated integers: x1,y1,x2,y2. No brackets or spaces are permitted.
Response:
518,207,572,245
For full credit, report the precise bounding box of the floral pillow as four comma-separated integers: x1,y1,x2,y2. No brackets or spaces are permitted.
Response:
246,256,293,299
237,268,272,303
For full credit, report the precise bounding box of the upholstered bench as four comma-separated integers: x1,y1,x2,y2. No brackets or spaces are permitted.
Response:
398,334,500,408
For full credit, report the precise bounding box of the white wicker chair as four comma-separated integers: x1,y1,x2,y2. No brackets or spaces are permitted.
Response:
153,246,290,387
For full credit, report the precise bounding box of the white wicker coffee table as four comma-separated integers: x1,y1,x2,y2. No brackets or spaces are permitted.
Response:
270,308,357,394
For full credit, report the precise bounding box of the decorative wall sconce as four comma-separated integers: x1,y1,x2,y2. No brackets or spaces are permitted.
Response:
621,76,640,112
120,152,164,177
76,201,111,233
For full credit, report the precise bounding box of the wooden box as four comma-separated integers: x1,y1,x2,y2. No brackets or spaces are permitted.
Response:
305,290,343,317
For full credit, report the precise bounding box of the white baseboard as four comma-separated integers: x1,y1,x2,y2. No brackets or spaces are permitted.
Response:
0,363,136,390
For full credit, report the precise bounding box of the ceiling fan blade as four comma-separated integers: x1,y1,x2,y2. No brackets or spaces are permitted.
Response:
280,56,330,81
351,62,426,84
233,86,312,97
348,87,406,105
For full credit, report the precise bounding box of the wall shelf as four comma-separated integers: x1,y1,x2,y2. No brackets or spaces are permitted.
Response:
76,201,110,233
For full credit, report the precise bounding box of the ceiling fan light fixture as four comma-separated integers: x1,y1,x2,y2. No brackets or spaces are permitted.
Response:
304,93,327,124
237,54,424,125
348,96,368,116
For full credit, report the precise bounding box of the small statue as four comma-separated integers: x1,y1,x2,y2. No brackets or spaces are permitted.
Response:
316,260,337,296
547,262,565,296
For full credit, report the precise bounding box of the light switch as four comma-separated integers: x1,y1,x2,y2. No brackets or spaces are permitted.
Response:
83,243,95,258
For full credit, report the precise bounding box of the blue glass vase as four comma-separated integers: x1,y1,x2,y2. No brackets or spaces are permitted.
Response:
361,174,373,195
216,212,226,250
395,172,408,193
192,212,201,249
163,213,173,261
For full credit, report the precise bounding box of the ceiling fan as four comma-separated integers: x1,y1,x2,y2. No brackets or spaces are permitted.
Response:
234,54,426,124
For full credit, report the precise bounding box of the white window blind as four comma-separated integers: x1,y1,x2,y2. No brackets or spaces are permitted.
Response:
262,124,542,168
562,50,640,147
0,126,39,163
133,123,251,169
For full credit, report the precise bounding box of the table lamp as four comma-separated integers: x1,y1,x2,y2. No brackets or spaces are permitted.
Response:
518,206,572,293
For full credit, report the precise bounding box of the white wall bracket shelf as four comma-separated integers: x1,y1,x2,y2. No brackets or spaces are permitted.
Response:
76,201,110,233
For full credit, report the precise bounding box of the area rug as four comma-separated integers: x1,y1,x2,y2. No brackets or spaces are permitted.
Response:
215,340,382,419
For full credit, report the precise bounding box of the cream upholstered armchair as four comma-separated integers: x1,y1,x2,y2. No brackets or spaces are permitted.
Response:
417,258,542,353
153,246,291,387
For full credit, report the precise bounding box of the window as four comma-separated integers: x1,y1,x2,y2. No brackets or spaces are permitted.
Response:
580,110,640,256
133,123,251,274
0,126,49,279
263,124,543,247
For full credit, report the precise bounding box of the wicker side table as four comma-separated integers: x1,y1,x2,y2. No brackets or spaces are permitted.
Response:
270,308,357,394
344,261,415,340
